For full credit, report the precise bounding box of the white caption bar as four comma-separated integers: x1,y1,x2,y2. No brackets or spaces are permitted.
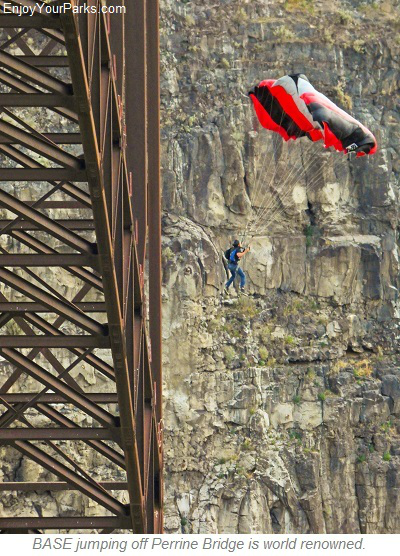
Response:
0,534,399,555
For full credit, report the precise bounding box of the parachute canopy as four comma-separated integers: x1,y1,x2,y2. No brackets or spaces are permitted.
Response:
249,74,377,157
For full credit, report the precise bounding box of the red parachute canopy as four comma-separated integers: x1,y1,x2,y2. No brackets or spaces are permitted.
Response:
249,74,377,157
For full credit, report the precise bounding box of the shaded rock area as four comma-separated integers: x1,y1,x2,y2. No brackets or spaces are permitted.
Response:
161,0,400,533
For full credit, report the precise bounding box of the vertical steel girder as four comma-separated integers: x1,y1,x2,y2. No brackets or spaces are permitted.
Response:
0,0,162,533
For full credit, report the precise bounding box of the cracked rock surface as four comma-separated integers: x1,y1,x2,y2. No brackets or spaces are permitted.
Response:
161,0,400,533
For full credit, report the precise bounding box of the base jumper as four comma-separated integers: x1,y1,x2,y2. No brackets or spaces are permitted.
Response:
224,240,250,295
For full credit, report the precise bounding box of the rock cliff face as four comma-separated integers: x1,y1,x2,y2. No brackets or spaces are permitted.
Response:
161,0,400,533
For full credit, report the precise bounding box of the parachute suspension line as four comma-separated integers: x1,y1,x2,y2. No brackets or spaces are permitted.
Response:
240,100,268,244
239,93,268,244
244,135,288,242
245,72,376,242
248,125,283,225
250,154,352,239
255,154,350,236
244,144,279,241
249,141,321,237
252,142,317,228
242,138,278,243
239,96,259,244
251,141,351,235
252,159,326,237
251,136,323,231
245,142,296,242
251,145,323,232
244,86,288,240
249,148,352,238
249,123,359,240
254,166,336,237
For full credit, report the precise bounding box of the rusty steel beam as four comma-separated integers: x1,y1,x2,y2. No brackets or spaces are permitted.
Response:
0,481,127,492
0,285,103,387
0,516,131,529
0,146,91,209
0,336,110,348
12,441,128,516
16,55,70,67
0,50,69,93
60,7,145,532
0,15,61,28
0,348,116,426
35,402,123,448
13,314,115,381
10,231,102,291
0,93,75,107
0,191,93,252
0,69,78,123
0,254,100,268
126,0,147,267
0,1,65,41
0,219,95,231
34,408,126,470
0,393,117,404
0,120,81,168
0,301,105,312
0,428,119,441
0,399,125,470
10,200,87,208
147,0,163,431
0,268,105,334
0,285,113,397
0,168,87,181
0,132,81,144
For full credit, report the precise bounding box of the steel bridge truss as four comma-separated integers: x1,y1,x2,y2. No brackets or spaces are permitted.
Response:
0,0,162,533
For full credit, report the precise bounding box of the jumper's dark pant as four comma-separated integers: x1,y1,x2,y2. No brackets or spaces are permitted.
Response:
225,263,245,288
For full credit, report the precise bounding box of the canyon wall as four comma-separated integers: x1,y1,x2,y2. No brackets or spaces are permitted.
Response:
160,0,400,533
